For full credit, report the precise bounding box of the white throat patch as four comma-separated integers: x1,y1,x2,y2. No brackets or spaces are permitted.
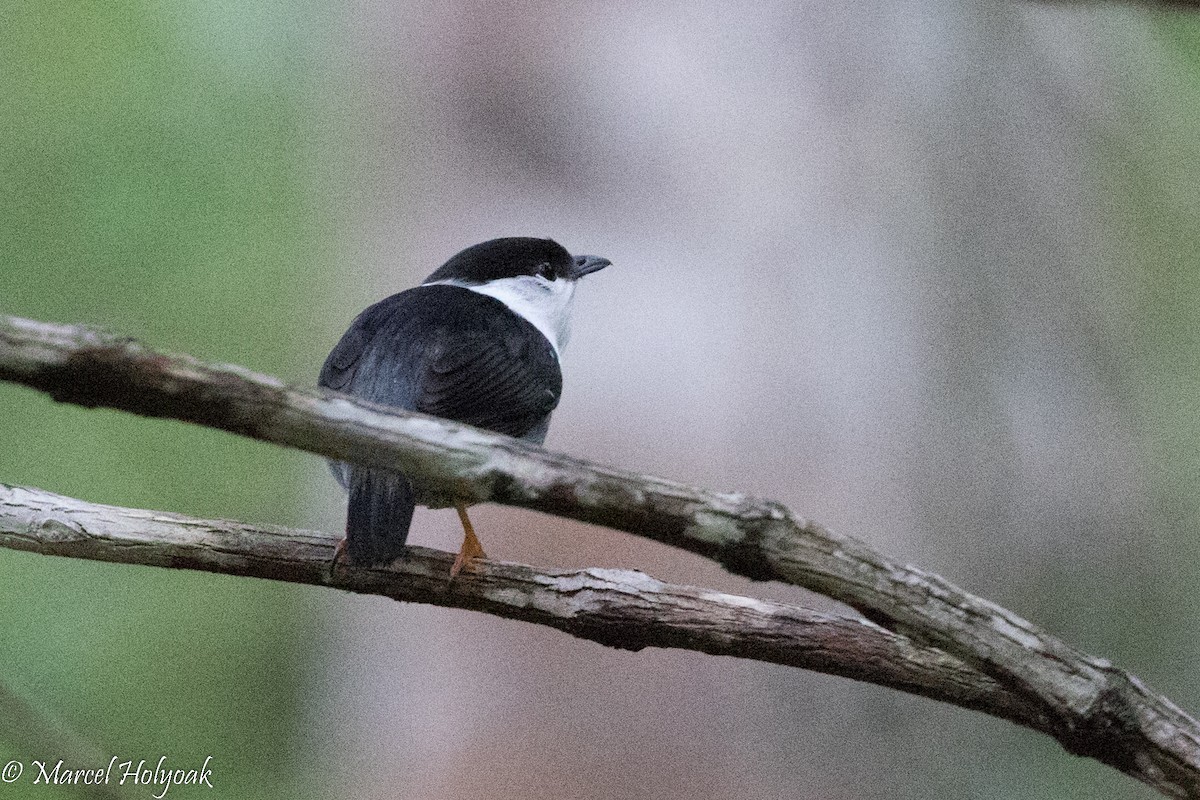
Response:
425,275,577,358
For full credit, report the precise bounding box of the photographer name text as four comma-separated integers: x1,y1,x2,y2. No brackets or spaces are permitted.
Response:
2,755,213,798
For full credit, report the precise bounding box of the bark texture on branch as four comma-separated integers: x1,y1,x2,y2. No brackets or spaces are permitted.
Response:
2,314,1198,798
0,483,1040,729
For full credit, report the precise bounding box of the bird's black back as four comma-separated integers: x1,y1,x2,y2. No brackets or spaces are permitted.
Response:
319,284,562,566
320,284,562,438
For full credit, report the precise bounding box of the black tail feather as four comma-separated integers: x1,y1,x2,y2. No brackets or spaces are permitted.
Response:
345,468,414,567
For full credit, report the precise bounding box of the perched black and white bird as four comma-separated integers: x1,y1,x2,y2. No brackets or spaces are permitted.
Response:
319,237,610,574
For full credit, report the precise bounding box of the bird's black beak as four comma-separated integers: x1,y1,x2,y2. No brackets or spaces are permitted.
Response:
571,254,611,279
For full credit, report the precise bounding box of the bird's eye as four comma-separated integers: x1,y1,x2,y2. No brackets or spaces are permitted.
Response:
537,262,557,281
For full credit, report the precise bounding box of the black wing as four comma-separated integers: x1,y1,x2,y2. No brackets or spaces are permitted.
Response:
318,285,561,567
319,284,562,440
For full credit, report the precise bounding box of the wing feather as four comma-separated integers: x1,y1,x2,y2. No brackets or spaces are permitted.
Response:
319,285,561,441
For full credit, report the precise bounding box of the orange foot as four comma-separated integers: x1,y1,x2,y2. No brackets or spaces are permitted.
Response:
450,501,487,578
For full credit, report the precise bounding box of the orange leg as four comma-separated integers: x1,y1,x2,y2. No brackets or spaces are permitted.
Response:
450,501,487,578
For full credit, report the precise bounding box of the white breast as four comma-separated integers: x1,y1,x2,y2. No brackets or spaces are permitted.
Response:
425,275,577,358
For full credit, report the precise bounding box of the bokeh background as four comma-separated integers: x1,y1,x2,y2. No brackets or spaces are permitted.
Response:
3,2,1200,798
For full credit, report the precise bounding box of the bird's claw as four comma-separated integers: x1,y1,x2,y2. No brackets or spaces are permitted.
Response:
450,502,487,579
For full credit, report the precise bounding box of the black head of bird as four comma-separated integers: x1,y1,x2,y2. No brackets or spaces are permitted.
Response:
319,237,611,574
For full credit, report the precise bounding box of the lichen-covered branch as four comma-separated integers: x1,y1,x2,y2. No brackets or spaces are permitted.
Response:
0,483,1040,730
2,314,1199,798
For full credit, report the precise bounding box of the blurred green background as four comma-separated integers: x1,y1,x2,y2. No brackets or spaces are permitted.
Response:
2,3,1200,800
1,2,354,797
